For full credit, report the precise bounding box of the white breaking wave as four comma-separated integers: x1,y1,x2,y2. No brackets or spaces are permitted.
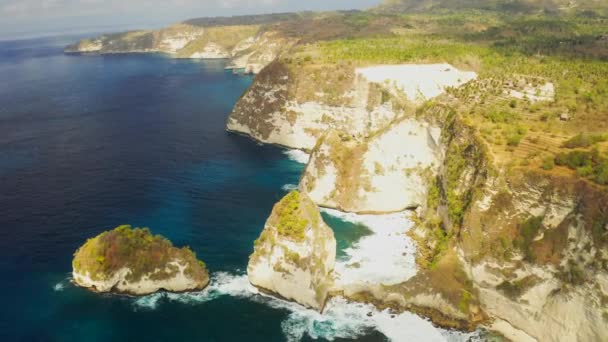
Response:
283,149,310,164
321,208,417,286
133,272,257,310
281,297,479,342
282,184,298,191
130,271,479,341
53,281,66,291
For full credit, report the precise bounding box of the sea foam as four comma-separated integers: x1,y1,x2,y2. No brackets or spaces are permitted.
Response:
280,297,480,342
322,208,417,286
283,149,310,164
131,271,479,341
281,184,298,192
53,282,66,292
133,272,256,310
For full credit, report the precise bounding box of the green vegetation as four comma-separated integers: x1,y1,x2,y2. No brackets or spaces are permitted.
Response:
557,260,587,285
429,226,451,270
184,12,307,27
426,177,441,210
442,123,486,227
555,149,608,185
274,191,310,241
563,133,608,149
458,290,471,314
542,156,555,170
73,225,207,282
483,110,520,124
496,275,539,299
505,125,527,147
514,216,543,261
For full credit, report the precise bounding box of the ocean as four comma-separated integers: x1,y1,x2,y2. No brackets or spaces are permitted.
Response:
0,35,478,341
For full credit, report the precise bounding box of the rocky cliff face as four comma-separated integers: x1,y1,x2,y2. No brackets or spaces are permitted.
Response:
227,62,476,151
65,23,295,74
414,114,608,340
459,170,608,341
226,61,411,150
72,225,209,295
247,191,336,311
300,118,442,213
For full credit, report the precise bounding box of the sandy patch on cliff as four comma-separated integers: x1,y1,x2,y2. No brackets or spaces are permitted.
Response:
322,209,417,286
356,64,477,103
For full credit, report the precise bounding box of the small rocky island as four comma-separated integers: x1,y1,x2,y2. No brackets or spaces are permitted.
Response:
247,191,336,311
72,225,209,295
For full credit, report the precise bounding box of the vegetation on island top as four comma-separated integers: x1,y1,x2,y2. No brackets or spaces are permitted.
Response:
273,191,314,241
73,225,207,283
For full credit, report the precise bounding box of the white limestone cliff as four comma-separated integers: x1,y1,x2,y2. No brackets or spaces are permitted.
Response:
73,260,210,295
227,62,476,151
300,118,443,213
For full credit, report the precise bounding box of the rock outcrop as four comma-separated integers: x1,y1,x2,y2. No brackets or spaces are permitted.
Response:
72,225,209,295
247,191,336,311
300,118,442,213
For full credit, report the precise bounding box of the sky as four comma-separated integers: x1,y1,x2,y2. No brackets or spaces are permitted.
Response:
0,0,382,40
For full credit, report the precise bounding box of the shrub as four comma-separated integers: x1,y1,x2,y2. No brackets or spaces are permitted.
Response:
515,216,543,262
557,261,586,286
496,276,539,299
542,157,555,170
426,177,441,210
563,133,607,149
458,291,471,314
554,149,608,185
275,191,309,241
484,110,520,124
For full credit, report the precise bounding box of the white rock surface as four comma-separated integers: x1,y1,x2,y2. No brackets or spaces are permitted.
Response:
228,63,475,151
507,82,555,103
189,43,230,59
356,63,478,104
73,260,209,295
300,118,442,213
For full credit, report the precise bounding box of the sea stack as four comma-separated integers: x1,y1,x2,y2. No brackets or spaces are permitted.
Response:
72,225,210,295
247,191,336,311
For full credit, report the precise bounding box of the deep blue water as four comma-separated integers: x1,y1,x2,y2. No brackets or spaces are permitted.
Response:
0,35,381,342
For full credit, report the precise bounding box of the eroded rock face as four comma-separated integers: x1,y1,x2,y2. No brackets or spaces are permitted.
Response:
247,191,336,311
72,225,209,295
459,172,608,342
300,118,442,213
